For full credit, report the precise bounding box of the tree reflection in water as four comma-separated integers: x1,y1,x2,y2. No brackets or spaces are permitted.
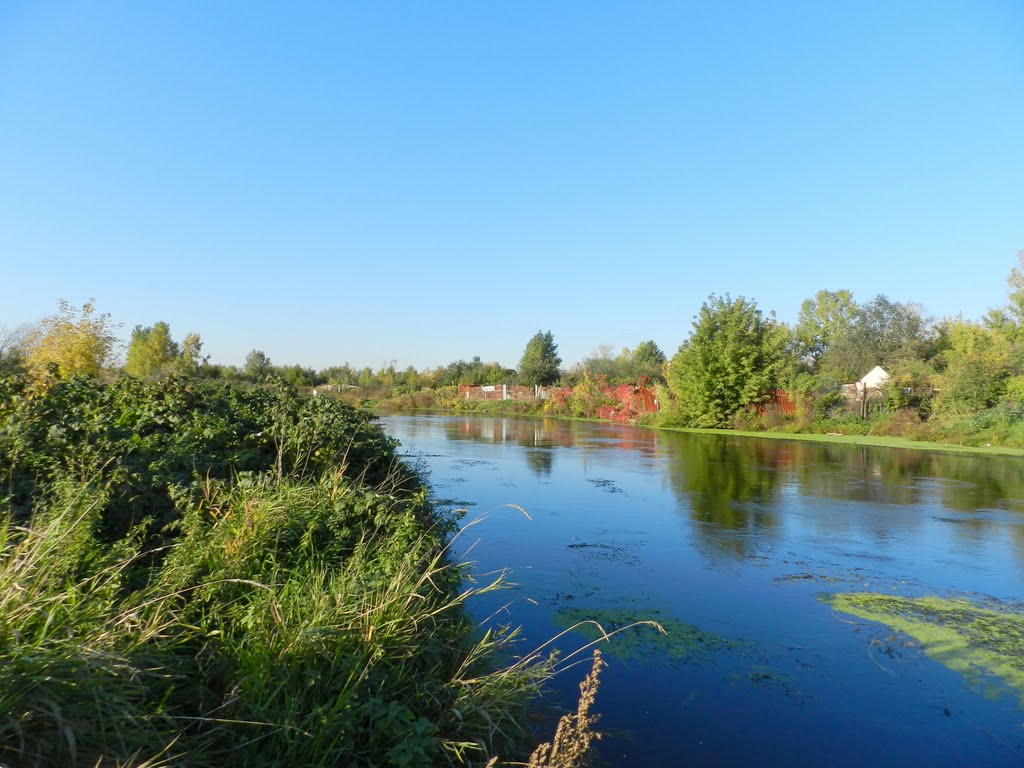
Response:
658,431,1024,564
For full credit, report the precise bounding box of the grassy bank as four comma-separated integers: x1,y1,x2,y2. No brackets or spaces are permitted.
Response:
657,425,1024,457
0,375,561,767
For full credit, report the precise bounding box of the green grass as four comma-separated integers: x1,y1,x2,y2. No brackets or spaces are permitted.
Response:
654,425,1024,457
0,376,558,767
0,472,554,767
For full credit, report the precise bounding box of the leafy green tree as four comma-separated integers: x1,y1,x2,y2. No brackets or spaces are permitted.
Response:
984,250,1024,342
192,363,242,382
0,324,26,376
795,289,857,364
124,322,181,379
279,364,317,388
629,340,667,383
377,364,396,389
179,332,207,374
244,349,273,382
438,356,516,386
23,300,119,385
668,294,791,427
395,365,424,393
819,295,930,382
582,345,618,381
356,367,374,388
933,318,1014,413
518,330,562,386
320,364,357,387
582,341,667,384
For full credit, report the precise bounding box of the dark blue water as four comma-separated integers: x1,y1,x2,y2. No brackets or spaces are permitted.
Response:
381,414,1024,766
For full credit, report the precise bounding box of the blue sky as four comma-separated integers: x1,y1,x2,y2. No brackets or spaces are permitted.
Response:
2,2,1022,371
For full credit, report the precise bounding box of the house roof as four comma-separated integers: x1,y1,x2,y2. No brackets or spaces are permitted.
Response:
858,365,890,388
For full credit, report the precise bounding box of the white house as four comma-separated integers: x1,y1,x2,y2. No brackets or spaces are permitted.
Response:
857,365,890,393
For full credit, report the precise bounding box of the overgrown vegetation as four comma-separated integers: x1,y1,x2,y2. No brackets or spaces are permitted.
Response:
554,608,746,663
0,374,568,767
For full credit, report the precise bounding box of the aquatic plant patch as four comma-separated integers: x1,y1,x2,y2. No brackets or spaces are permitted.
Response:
822,592,1024,703
554,607,752,664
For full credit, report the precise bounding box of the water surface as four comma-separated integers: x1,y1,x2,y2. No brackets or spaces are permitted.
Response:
382,414,1024,766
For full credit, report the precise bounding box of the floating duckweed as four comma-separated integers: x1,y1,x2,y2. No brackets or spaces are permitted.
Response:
554,607,751,663
823,592,1024,703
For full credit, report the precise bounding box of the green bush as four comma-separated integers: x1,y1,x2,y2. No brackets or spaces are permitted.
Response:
0,374,550,767
0,375,411,541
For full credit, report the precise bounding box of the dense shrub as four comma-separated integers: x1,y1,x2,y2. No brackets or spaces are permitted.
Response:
0,375,412,541
0,374,550,767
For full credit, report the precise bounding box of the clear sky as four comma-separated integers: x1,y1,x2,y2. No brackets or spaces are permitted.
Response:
2,2,1022,371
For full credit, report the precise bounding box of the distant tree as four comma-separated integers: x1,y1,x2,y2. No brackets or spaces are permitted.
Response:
1004,250,1024,326
518,330,562,386
628,340,667,382
582,344,618,381
933,318,1014,413
668,294,790,427
584,341,667,384
984,250,1024,342
795,289,857,364
397,365,422,392
819,295,930,382
244,349,273,382
436,356,515,386
124,322,180,379
378,363,397,389
179,332,207,374
320,364,357,386
0,324,27,375
278,364,316,388
22,299,119,384
439,359,469,386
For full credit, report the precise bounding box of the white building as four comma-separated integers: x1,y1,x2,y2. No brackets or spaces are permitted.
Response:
857,365,890,393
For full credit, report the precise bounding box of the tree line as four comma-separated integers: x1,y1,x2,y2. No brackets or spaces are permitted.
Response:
4,253,1024,444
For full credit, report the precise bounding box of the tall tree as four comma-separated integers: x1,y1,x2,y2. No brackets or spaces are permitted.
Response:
668,295,790,428
518,330,562,386
0,324,27,375
629,340,667,383
984,250,1024,342
279,364,316,388
124,322,180,379
23,299,118,384
582,344,618,381
244,349,273,382
934,318,1015,413
795,289,857,364
179,332,206,373
819,295,929,382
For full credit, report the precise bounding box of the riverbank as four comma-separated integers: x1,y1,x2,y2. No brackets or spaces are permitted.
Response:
364,391,1024,457
659,425,1024,457
0,376,565,767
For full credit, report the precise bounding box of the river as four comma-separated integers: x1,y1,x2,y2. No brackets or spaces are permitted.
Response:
381,413,1024,766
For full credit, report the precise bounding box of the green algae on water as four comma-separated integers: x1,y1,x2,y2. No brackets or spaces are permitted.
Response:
554,607,752,663
823,592,1024,703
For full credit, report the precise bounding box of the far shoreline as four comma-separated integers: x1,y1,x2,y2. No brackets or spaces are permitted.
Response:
371,402,1024,458
653,425,1024,458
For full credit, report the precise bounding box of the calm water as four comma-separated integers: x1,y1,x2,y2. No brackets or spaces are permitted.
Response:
381,414,1024,767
